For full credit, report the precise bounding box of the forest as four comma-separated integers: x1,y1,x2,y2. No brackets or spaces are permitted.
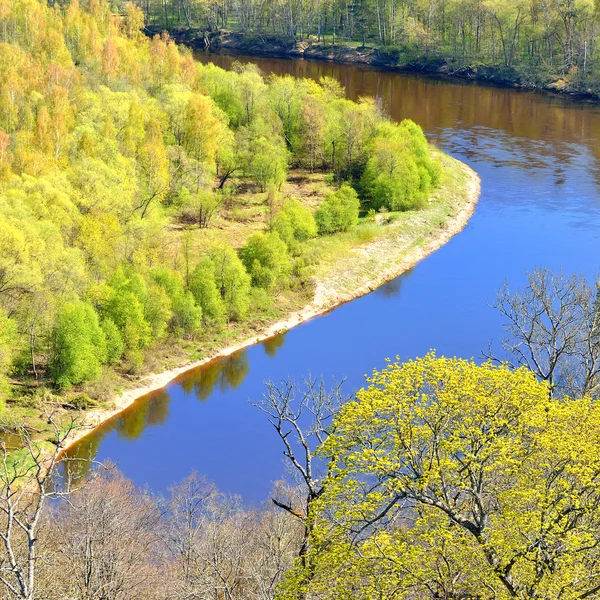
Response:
136,0,600,93
0,0,443,423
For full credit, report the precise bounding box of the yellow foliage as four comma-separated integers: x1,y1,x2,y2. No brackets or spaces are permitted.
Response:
287,354,600,599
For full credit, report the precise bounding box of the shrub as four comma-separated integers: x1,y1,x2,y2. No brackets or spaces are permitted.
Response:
239,231,291,289
273,198,317,253
315,184,360,234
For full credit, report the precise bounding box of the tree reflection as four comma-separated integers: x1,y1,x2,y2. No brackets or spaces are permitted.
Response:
375,267,414,298
175,350,250,402
262,333,286,358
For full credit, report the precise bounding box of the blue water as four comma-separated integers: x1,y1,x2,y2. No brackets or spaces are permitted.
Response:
68,56,600,501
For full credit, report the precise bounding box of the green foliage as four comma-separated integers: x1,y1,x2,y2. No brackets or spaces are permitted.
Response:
99,270,152,369
0,0,443,395
315,184,360,234
272,198,317,253
361,121,442,211
237,122,289,191
101,318,124,365
176,187,222,228
151,268,202,337
284,353,600,599
189,257,227,327
209,245,252,322
239,231,291,289
50,301,107,390
0,310,17,411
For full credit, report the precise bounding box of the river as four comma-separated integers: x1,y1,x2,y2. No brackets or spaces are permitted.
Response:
65,54,600,502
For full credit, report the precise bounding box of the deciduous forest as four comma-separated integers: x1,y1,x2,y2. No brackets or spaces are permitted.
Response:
0,0,442,419
138,0,600,93
3,2,600,600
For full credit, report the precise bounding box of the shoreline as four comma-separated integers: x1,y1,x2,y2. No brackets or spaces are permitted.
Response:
61,161,480,453
150,27,600,102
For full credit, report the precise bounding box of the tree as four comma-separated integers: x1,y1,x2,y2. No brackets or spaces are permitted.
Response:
100,270,152,369
237,125,288,191
151,267,202,337
189,257,227,327
101,37,120,84
0,413,86,600
101,317,124,365
252,378,344,569
315,184,360,234
485,268,600,399
0,309,15,411
360,121,441,211
50,470,165,600
284,353,600,599
239,231,292,289
50,300,106,390
209,245,251,322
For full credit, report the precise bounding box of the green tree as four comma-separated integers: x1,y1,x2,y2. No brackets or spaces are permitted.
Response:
151,268,202,336
285,353,600,599
101,317,124,365
189,257,227,327
360,121,441,211
101,269,152,369
239,231,291,289
209,245,251,322
315,184,360,234
0,309,16,411
50,300,106,390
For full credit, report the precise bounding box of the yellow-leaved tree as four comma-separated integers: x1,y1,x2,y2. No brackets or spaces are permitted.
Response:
281,353,600,599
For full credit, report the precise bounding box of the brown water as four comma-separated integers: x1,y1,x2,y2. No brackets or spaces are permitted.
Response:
64,53,600,502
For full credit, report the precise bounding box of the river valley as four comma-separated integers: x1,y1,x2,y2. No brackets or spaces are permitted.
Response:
66,55,600,502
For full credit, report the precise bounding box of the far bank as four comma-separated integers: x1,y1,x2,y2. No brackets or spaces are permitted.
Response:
150,27,600,101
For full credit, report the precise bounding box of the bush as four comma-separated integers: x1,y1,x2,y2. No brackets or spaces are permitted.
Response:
273,198,317,253
239,231,291,289
177,187,222,228
315,184,360,234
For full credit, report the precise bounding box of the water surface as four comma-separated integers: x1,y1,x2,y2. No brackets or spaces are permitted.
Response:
66,54,600,501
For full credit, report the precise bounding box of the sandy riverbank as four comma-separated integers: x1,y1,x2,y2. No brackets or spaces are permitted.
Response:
60,160,480,453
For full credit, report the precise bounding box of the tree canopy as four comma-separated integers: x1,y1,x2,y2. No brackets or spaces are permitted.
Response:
283,353,600,599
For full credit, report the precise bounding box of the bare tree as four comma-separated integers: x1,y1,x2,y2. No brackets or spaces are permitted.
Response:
49,468,165,600
485,267,600,398
164,472,302,600
247,483,304,600
0,412,85,600
252,377,345,561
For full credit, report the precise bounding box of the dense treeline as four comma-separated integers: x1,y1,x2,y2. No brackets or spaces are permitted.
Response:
0,0,441,409
137,0,600,91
